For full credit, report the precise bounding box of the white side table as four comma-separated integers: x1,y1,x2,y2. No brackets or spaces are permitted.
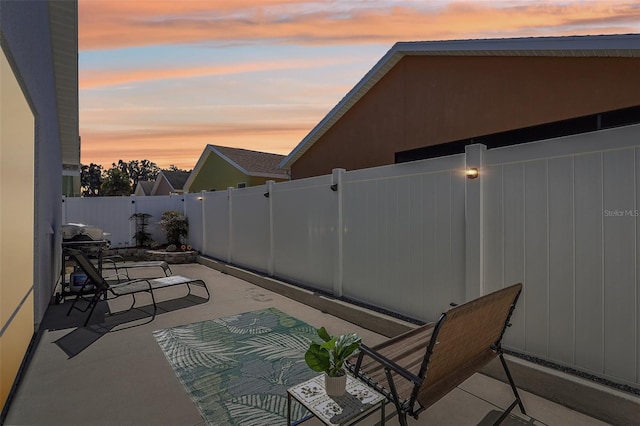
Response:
287,374,386,426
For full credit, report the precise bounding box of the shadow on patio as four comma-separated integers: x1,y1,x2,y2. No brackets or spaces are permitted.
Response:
2,263,615,425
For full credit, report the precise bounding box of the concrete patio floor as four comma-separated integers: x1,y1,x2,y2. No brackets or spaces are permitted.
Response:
2,263,616,425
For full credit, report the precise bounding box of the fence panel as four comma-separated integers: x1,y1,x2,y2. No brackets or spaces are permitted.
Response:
133,194,184,245
230,185,270,274
63,196,133,247
271,175,336,292
547,157,575,366
602,148,637,384
184,193,203,251
483,124,640,388
574,152,604,374
202,190,230,261
342,155,466,322
63,195,182,247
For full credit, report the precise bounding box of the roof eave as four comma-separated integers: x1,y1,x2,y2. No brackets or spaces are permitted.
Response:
245,171,289,179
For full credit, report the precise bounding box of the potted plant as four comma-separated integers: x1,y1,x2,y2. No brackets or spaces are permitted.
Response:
305,327,361,396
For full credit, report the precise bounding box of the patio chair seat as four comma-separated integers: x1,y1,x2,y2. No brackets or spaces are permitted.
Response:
109,275,200,296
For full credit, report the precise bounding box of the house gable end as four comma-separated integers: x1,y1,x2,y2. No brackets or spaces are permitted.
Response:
188,150,250,192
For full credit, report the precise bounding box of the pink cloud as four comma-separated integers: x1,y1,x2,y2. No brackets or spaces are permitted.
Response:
79,1,640,50
81,57,358,89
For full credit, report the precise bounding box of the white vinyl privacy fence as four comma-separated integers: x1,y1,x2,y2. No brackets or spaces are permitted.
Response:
62,194,184,247
64,124,640,389
481,124,640,389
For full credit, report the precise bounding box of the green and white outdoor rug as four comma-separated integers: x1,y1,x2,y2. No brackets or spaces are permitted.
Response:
153,308,317,425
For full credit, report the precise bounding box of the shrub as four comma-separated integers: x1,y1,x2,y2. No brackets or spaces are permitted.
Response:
159,210,188,246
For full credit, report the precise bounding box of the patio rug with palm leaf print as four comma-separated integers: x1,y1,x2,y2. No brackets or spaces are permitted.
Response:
153,308,317,425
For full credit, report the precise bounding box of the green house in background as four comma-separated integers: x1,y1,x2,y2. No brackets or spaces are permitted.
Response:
184,144,289,193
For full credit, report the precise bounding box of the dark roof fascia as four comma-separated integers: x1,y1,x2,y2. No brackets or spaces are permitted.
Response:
279,33,640,170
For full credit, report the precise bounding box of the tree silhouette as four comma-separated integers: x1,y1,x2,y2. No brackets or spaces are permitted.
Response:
80,163,103,196
80,159,161,196
111,159,161,189
100,168,132,196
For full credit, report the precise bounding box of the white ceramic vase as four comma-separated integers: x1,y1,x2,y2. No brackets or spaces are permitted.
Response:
324,372,347,397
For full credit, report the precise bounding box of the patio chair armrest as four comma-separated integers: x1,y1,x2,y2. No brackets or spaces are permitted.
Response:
103,255,125,264
350,344,422,386
104,272,131,283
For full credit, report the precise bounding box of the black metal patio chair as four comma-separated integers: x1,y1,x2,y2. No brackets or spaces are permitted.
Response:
348,283,525,426
65,249,210,326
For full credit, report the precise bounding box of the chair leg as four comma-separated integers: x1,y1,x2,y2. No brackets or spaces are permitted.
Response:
83,293,103,326
384,368,408,426
127,293,137,311
494,399,520,425
499,353,526,415
67,291,102,327
397,413,409,426
149,290,157,321
66,295,81,316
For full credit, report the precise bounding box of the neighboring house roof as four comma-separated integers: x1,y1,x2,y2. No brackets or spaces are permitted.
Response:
151,170,190,195
184,144,288,192
163,170,191,191
134,180,154,196
279,33,640,170
213,145,288,177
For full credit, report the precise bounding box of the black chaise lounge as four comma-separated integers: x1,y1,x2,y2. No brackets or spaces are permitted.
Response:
66,249,210,326
348,283,525,426
101,255,173,277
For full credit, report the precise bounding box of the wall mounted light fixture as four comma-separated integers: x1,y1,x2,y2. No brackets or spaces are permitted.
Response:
465,168,479,179
263,192,270,198
197,196,204,200
330,184,338,191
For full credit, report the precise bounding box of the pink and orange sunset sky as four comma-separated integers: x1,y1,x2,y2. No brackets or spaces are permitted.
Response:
79,0,640,170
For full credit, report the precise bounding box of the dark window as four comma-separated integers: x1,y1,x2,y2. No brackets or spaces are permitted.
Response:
395,105,640,163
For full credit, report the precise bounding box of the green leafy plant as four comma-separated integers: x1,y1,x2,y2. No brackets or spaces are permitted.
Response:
305,327,361,377
130,213,152,247
159,210,188,246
